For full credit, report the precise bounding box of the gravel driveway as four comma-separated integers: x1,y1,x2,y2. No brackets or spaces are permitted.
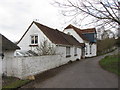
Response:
21,50,118,88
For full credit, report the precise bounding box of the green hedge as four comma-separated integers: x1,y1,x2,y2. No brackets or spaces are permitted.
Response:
99,54,120,76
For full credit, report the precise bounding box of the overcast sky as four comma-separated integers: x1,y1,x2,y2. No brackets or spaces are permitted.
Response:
0,0,68,42
1,0,116,42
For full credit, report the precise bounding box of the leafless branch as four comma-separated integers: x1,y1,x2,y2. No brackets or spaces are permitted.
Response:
52,0,120,29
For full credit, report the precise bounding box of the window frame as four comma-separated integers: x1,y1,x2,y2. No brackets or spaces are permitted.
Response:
74,47,77,56
30,34,38,45
90,44,92,54
85,45,88,55
66,46,71,58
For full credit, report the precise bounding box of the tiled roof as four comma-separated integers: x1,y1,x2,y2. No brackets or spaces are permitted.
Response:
64,24,96,42
0,34,20,51
18,21,83,47
64,24,89,41
64,24,74,29
34,22,82,47
59,31,84,46
80,28,96,34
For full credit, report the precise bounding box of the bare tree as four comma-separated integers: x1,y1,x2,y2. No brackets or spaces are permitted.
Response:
36,40,56,55
101,30,109,39
97,38,116,55
53,0,120,30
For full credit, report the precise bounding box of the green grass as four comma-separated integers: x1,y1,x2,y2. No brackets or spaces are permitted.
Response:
99,53,120,76
2,79,31,90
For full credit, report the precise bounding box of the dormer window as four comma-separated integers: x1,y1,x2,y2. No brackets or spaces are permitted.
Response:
31,35,38,45
67,32,71,35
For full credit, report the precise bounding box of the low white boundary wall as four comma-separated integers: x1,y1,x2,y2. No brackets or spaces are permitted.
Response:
7,55,72,79
0,57,2,89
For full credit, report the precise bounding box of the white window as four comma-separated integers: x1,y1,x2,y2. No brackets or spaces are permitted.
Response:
74,47,77,56
66,47,71,57
31,35,38,45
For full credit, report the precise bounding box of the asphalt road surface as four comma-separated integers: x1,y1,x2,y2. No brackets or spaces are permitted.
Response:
21,50,118,88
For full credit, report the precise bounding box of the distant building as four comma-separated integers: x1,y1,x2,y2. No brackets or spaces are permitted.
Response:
64,24,97,57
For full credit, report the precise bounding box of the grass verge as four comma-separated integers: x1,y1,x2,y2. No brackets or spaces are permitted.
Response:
2,79,31,90
99,53,120,76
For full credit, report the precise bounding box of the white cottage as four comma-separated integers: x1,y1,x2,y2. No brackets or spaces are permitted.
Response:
0,34,20,76
64,24,97,57
17,21,84,61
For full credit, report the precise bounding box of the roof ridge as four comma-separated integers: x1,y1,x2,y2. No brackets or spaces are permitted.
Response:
34,21,55,31
35,22,82,46
64,24,90,41
81,28,95,30
18,21,83,47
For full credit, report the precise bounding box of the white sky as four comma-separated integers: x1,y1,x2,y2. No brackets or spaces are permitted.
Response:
0,0,68,42
0,0,117,42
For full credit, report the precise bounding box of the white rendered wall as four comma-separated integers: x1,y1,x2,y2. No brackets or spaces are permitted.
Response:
7,53,80,79
5,46,82,79
56,46,82,62
64,29,84,43
92,44,97,56
0,58,1,90
2,50,15,76
85,43,97,57
64,29,97,57
18,23,52,51
0,35,2,89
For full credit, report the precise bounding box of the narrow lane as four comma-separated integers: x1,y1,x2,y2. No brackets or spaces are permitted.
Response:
22,51,118,88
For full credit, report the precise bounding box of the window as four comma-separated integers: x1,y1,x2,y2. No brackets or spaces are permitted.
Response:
66,47,71,57
90,45,92,54
74,47,77,56
85,45,88,55
30,35,38,45
67,32,71,35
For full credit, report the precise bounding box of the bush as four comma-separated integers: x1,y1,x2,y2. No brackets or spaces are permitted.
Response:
97,38,116,55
